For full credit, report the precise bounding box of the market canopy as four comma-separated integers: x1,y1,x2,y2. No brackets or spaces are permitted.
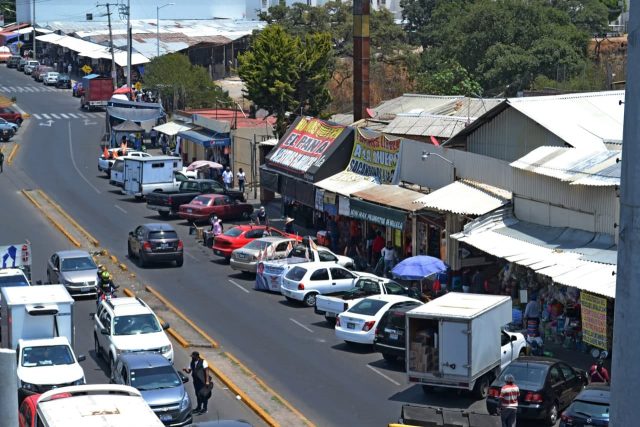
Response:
314,170,378,197
413,180,511,216
112,120,144,132
106,106,165,122
153,121,193,136
178,129,230,147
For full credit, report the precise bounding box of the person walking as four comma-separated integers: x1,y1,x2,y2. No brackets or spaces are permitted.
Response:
371,231,385,269
222,167,233,190
256,206,268,225
284,217,295,234
0,150,4,173
499,374,519,427
183,351,211,414
589,359,610,384
210,216,223,236
523,294,541,336
380,242,397,277
236,168,246,193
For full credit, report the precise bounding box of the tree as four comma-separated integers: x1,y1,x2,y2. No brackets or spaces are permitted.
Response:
0,1,16,23
238,25,333,136
415,61,482,96
144,53,232,113
400,0,439,47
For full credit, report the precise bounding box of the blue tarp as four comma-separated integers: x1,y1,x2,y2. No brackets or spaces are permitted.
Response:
178,129,230,147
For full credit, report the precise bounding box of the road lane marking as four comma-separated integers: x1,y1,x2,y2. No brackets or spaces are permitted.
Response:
114,204,127,214
67,113,79,118
39,120,53,127
1,87,9,91
50,113,61,119
59,113,69,119
23,87,33,92
13,103,27,115
32,113,41,120
228,279,250,294
290,318,314,333
68,121,101,194
41,113,51,119
366,365,401,386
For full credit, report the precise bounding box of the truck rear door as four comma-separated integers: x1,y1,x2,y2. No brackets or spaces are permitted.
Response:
124,160,142,194
440,321,470,377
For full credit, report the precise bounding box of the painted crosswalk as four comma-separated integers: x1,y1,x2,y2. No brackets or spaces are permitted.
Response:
31,112,104,120
0,85,65,93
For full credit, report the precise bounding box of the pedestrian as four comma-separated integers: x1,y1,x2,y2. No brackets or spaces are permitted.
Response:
0,149,4,173
67,63,72,75
149,128,158,148
182,351,211,415
160,134,168,155
256,206,268,225
284,217,295,234
499,374,519,427
523,294,541,336
236,167,246,193
222,166,233,190
380,242,397,277
371,231,385,267
210,216,223,236
589,359,610,384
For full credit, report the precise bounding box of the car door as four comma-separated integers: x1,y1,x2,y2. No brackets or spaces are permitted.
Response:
318,250,338,264
48,253,60,283
500,331,513,370
133,226,146,252
224,196,237,217
274,241,291,259
548,364,569,408
329,267,357,293
308,268,330,292
97,309,112,352
558,363,583,405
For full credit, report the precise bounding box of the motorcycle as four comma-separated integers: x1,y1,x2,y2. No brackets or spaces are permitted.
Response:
96,281,119,307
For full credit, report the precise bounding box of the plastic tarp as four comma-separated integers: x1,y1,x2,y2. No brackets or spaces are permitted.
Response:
178,129,230,147
106,106,165,122
153,121,193,136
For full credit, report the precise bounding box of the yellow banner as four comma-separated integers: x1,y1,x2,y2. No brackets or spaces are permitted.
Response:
348,128,400,184
581,292,608,350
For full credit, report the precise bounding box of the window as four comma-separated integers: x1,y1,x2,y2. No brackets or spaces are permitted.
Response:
200,183,213,192
113,314,162,336
349,299,387,316
130,365,181,390
276,242,290,252
244,240,270,250
149,230,178,240
501,331,510,347
558,363,576,381
61,256,97,272
549,366,563,385
245,229,264,239
318,250,337,262
224,227,243,237
384,281,406,295
286,266,307,281
330,268,354,280
310,269,329,281
151,162,165,168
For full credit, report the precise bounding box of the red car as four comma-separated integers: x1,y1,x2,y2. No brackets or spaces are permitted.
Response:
212,224,301,260
0,107,23,126
178,194,254,223
18,394,39,427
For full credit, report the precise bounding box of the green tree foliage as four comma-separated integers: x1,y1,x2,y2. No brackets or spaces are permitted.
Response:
144,53,232,113
415,61,482,96
0,1,16,22
238,25,332,136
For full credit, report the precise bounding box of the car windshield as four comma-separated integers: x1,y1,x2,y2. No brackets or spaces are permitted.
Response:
61,256,97,271
148,230,178,240
0,274,29,287
22,345,74,367
385,310,407,329
244,240,271,250
349,299,388,316
224,227,243,237
113,314,162,336
571,400,610,418
498,364,548,389
286,266,307,281
384,281,408,295
130,365,181,391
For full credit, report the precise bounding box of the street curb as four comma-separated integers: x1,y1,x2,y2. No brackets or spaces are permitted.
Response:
122,288,135,298
7,143,19,165
144,284,219,349
37,190,100,247
21,190,82,248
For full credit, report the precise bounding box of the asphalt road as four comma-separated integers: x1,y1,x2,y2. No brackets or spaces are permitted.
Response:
0,65,493,426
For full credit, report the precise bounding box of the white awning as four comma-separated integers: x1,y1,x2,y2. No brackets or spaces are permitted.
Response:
314,170,378,197
452,208,617,298
413,180,511,216
153,121,193,136
78,49,112,60
36,33,66,43
113,51,150,66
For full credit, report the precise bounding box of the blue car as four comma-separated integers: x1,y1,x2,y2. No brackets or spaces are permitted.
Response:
0,121,15,141
0,117,19,133
560,384,609,426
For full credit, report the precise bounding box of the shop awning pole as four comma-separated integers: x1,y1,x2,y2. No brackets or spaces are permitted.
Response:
611,1,640,424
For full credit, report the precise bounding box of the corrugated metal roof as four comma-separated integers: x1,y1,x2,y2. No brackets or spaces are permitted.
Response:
452,207,617,298
383,114,472,138
413,181,511,215
351,185,426,212
373,94,463,121
314,170,379,197
510,146,620,186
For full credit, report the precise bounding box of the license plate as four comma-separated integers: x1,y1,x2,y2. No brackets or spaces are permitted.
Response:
187,209,192,213
159,414,172,421
347,322,355,329
236,253,245,259
81,287,91,293
160,243,169,249
390,332,398,340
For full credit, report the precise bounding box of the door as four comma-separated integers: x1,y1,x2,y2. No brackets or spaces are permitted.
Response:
96,309,112,352
124,160,142,194
548,364,569,408
440,321,469,376
500,331,513,371
558,363,583,405
329,268,357,293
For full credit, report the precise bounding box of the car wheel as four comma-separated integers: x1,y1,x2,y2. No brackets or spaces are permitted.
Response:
325,316,337,327
94,334,102,359
1,137,9,142
16,118,22,126
127,242,134,258
303,292,317,307
138,251,147,267
175,257,184,267
547,402,559,426
109,354,116,376
473,374,491,399
382,353,398,364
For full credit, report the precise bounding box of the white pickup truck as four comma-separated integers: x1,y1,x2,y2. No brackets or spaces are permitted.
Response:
314,276,411,325
98,149,150,177
255,245,354,293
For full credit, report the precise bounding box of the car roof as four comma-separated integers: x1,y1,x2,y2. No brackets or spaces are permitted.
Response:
19,336,71,347
120,353,171,369
105,297,153,315
510,356,561,367
361,295,420,304
56,249,92,259
575,385,610,404
255,237,294,243
141,223,176,232
0,268,28,277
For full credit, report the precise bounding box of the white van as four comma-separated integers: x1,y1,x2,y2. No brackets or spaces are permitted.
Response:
112,159,195,189
122,156,185,198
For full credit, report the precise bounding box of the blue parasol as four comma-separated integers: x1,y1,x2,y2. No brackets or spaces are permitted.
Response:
391,255,448,280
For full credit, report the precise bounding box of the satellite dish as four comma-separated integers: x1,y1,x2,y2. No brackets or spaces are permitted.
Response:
366,108,376,118
255,109,269,119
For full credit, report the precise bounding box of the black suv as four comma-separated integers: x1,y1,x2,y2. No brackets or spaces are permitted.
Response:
373,304,418,364
127,223,184,267
56,73,72,89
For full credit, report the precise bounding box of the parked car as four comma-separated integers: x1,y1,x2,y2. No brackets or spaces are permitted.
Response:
212,225,300,261
335,295,421,345
230,236,298,274
487,357,587,425
111,353,192,426
46,250,98,296
98,148,150,176
178,194,254,223
0,117,19,133
7,55,21,68
127,223,184,267
0,107,23,125
23,60,39,75
17,58,28,71
93,297,173,375
560,384,610,427
33,65,53,82
72,81,84,97
43,71,60,86
55,73,72,89
0,121,15,141
373,303,419,363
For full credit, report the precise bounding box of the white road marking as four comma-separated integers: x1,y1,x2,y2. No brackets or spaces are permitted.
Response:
367,365,401,386
13,104,27,115
228,279,250,294
41,114,51,119
114,204,127,214
16,86,23,92
67,113,79,118
68,121,101,194
290,318,314,333
22,87,33,92
76,113,88,119
39,120,53,127
50,113,61,119
32,114,41,120
59,113,70,119
1,87,9,91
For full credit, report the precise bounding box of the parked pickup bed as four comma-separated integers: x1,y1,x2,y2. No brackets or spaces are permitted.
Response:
255,245,354,292
146,179,245,217
314,276,411,324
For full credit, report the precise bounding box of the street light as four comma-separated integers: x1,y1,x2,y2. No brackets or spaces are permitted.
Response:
156,3,174,58
421,151,456,183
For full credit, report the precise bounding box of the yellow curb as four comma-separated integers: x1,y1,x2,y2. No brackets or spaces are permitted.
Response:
110,255,118,263
118,263,128,271
122,288,135,298
22,189,81,248
144,285,219,349
224,352,315,426
36,190,100,247
7,143,19,165
158,316,190,348
22,113,31,118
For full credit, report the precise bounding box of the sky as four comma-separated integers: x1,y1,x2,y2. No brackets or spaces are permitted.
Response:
17,0,249,24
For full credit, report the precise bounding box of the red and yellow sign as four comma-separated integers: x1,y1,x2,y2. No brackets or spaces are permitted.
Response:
348,128,401,184
581,292,608,350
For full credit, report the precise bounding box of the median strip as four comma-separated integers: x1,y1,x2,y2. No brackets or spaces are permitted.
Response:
21,189,82,248
37,189,100,247
7,144,19,165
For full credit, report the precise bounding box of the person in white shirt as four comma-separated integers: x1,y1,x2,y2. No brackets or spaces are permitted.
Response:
381,242,397,277
222,167,233,190
236,168,246,193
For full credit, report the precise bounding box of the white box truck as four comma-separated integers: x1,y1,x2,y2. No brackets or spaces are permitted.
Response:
405,293,526,399
123,156,185,198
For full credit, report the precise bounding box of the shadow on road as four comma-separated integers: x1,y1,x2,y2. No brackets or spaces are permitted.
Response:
331,342,375,354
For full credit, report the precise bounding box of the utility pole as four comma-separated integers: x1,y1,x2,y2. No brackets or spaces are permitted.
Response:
32,0,36,60
97,2,118,89
119,0,132,88
611,1,640,425
353,0,370,122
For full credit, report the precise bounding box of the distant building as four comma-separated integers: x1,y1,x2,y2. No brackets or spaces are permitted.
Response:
245,0,403,21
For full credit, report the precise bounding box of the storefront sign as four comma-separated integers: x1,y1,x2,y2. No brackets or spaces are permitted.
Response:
268,117,345,175
315,189,324,211
348,129,401,184
339,196,350,216
350,198,406,230
581,292,608,350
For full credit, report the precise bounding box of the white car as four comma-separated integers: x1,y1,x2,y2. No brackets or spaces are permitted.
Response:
98,149,151,175
280,262,375,306
335,295,422,345
23,60,39,74
17,337,86,396
43,71,59,85
93,297,173,374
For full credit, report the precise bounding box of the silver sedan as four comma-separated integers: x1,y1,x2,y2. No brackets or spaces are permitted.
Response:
47,250,98,296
